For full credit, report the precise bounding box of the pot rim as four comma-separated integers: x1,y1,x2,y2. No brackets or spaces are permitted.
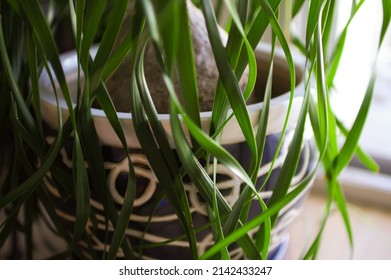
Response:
39,43,306,148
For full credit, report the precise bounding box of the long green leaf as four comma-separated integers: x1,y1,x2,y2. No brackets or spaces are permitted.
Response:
169,101,261,259
305,0,324,49
71,133,90,243
15,0,75,126
333,72,376,175
0,16,64,211
326,0,365,87
90,0,129,91
80,0,106,68
164,74,257,193
334,180,354,250
176,1,201,135
107,157,136,259
201,0,258,160
0,16,36,133
94,84,136,259
209,0,249,144
233,40,277,259
134,43,198,259
27,32,44,141
268,84,310,225
336,119,379,173
292,0,305,18
201,158,320,260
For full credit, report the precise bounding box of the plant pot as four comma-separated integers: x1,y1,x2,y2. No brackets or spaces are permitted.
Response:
39,44,316,260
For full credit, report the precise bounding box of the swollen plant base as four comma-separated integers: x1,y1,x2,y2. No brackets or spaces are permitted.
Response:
39,44,315,260
105,0,249,113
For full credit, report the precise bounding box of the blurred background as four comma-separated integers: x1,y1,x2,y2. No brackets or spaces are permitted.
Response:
286,0,391,260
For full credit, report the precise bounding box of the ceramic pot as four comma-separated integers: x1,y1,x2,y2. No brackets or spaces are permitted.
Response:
39,44,315,259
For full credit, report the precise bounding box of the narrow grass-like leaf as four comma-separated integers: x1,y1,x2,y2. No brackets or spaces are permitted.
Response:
209,0,248,138
253,40,275,185
138,1,202,257
78,97,134,259
177,1,201,134
94,85,128,147
0,19,64,211
145,0,256,257
0,17,36,133
320,0,335,57
27,32,44,141
141,1,264,258
24,12,90,244
333,72,376,175
326,0,364,87
232,41,276,259
336,119,379,173
89,85,136,259
80,0,106,68
157,0,180,75
107,158,136,259
210,0,280,139
307,100,341,260
257,0,298,165
78,104,110,258
292,0,305,18
71,133,90,243
268,85,310,225
134,44,198,259
0,141,62,213
75,0,85,56
221,0,257,103
141,0,160,44
256,0,304,225
303,2,346,258
201,159,320,260
303,189,332,259
131,62,199,258
308,96,323,158
245,0,281,53
89,0,128,91
315,9,329,154
210,167,230,259
305,1,323,49
201,0,258,159
334,180,354,250
292,35,306,55
325,99,339,166
16,0,75,127
101,32,134,81
169,101,261,259
164,74,257,193
251,43,276,258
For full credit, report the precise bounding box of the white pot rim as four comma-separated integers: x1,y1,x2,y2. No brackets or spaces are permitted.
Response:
39,43,306,148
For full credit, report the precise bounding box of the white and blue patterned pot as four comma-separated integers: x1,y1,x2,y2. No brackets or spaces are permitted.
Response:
39,44,316,260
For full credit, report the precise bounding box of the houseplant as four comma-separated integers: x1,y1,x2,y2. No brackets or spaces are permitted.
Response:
0,0,390,260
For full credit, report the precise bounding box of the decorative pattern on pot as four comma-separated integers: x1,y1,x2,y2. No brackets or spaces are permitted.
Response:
42,131,315,260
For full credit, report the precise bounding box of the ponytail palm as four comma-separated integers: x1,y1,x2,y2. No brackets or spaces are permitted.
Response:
0,0,390,259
